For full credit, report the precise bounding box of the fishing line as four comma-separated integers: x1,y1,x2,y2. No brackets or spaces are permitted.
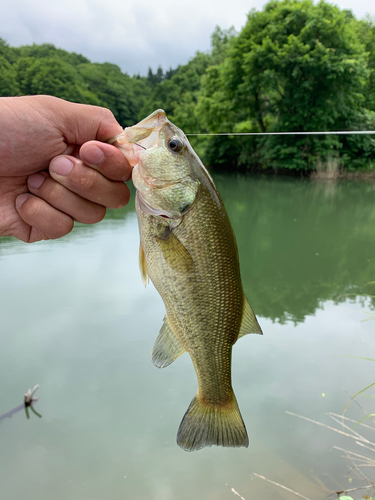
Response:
186,131,375,136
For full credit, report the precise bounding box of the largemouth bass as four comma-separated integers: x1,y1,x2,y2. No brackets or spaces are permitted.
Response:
114,110,262,451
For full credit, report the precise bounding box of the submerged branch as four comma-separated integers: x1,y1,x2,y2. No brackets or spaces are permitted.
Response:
225,484,247,500
328,412,375,431
333,446,375,464
286,411,373,444
252,473,312,500
328,414,364,440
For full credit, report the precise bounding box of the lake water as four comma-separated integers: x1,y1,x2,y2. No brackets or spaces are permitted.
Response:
0,174,374,500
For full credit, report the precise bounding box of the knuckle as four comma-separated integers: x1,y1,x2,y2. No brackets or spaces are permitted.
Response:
109,185,130,209
95,205,106,222
25,196,43,218
89,205,106,224
100,107,116,121
79,168,100,193
21,196,74,240
118,186,131,207
42,177,63,198
39,177,73,208
50,216,74,240
61,217,74,237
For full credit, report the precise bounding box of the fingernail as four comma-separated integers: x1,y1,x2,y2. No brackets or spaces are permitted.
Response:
82,145,105,165
50,157,73,176
16,194,29,209
28,173,45,189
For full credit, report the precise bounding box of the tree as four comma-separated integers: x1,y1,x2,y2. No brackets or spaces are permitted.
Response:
16,43,90,66
14,55,97,104
140,44,227,133
147,66,164,89
200,0,375,170
77,62,151,126
359,16,375,113
0,38,19,96
0,38,152,126
0,55,19,96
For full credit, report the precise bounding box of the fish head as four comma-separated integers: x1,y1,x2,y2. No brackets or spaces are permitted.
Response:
124,109,200,220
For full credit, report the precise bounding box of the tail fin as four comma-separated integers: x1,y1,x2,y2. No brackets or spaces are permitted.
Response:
177,393,249,452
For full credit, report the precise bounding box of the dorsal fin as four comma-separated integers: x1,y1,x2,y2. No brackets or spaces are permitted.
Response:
152,315,186,368
237,294,263,341
139,243,149,287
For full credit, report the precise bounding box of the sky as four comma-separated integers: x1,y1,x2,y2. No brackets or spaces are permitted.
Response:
1,0,374,76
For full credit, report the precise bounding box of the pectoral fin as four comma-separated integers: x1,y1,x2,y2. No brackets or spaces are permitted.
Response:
236,295,263,340
139,243,149,287
156,230,193,274
152,315,186,368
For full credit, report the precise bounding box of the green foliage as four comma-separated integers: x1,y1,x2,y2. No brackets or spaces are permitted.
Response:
142,1,375,171
16,43,90,66
0,40,151,127
141,26,236,132
357,16,375,112
77,62,151,126
146,65,178,89
0,55,19,96
140,50,213,123
15,56,93,103
200,0,375,169
0,39,19,95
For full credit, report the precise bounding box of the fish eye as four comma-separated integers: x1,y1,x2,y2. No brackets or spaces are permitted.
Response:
167,137,184,152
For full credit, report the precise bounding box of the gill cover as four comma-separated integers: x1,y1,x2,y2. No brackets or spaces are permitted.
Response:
126,110,200,220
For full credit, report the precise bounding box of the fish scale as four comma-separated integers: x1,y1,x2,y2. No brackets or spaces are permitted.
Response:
113,109,263,451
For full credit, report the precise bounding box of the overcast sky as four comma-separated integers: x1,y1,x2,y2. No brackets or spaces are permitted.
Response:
1,0,374,76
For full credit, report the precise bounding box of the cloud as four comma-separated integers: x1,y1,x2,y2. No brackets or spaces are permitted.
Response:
1,0,374,75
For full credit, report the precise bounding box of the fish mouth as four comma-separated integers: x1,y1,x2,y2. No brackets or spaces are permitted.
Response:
125,109,168,149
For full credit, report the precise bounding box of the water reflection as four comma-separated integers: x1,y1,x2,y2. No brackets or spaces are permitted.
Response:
215,175,375,322
0,402,41,423
0,175,374,500
0,386,41,423
2,176,374,324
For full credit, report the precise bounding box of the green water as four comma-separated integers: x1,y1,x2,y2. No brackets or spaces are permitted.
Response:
0,174,374,500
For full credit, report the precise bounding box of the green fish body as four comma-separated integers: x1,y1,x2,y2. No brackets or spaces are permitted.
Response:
115,110,262,451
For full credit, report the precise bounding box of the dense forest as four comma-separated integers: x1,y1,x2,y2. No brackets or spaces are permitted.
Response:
2,0,375,172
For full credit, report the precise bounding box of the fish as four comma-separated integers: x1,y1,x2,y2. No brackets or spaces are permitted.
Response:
113,109,262,451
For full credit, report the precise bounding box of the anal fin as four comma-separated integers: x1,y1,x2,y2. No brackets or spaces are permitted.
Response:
237,294,263,340
152,315,186,368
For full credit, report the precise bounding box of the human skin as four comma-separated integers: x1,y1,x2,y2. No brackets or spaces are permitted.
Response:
0,95,132,243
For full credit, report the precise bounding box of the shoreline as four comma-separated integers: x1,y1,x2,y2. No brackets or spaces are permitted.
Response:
312,170,375,180
209,164,375,180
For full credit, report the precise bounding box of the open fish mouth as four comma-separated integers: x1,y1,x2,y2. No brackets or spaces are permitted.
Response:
125,109,168,149
108,109,169,156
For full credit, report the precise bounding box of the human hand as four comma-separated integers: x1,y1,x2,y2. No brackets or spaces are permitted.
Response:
0,95,132,243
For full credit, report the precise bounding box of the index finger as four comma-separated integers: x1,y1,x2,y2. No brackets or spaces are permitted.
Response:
79,141,132,182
